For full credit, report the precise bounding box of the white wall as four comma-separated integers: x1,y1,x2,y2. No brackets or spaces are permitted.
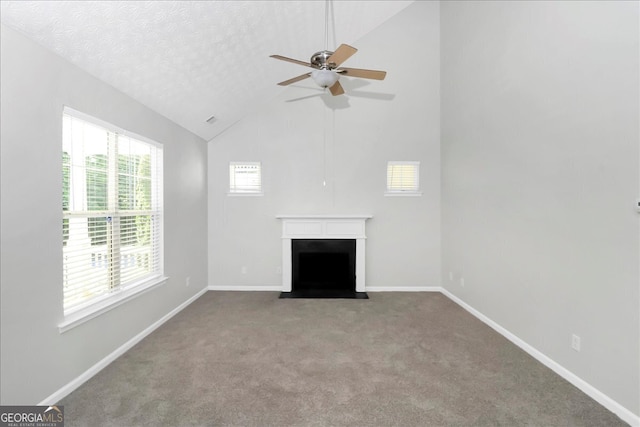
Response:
0,24,208,404
208,1,440,290
441,0,639,417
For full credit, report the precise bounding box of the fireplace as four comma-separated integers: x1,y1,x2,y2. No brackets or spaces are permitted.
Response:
290,239,358,298
276,215,371,299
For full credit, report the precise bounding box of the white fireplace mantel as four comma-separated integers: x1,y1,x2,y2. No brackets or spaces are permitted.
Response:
276,215,372,292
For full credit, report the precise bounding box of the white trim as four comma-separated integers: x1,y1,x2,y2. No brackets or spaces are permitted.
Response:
276,215,373,220
366,286,440,292
62,108,165,317
59,276,168,333
384,191,423,197
208,285,282,291
43,285,640,425
226,192,264,197
204,285,639,424
277,215,372,293
41,287,207,405
440,288,640,427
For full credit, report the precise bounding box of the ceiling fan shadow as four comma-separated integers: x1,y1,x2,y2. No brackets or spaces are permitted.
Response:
284,91,350,110
347,91,396,101
283,78,392,108
283,83,325,102
285,93,323,103
339,78,396,101
322,93,351,110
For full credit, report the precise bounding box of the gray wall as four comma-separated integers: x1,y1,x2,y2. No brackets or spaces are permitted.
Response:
0,24,208,404
2,0,638,418
208,1,441,290
441,0,639,416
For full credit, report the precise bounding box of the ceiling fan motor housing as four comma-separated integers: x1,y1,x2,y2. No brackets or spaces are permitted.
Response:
311,50,336,69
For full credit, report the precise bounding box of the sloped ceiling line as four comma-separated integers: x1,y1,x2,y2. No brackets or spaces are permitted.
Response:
0,1,414,142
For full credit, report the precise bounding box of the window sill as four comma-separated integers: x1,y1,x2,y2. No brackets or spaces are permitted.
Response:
384,191,423,197
227,192,264,197
58,275,168,334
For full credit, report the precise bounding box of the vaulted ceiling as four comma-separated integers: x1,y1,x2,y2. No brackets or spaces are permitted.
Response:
0,1,414,142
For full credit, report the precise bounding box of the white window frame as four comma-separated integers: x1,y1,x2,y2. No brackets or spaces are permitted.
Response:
385,161,422,196
59,106,167,333
228,161,263,196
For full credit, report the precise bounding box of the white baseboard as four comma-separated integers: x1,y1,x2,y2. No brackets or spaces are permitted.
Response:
38,285,639,426
38,287,208,406
207,285,440,293
440,288,639,427
366,286,441,292
208,285,282,291
209,286,441,293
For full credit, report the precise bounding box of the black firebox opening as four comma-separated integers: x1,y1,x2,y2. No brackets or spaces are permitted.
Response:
280,239,368,299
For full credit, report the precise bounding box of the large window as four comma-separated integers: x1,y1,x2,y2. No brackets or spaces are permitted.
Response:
62,107,164,319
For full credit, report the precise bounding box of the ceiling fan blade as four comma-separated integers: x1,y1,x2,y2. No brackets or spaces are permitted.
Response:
327,44,357,67
277,73,312,86
270,55,315,68
337,67,387,80
328,81,345,96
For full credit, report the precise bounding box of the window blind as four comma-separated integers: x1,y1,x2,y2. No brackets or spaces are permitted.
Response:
229,162,262,193
387,161,420,192
62,108,163,314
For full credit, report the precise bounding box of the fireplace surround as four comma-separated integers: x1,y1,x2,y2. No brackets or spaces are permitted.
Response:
276,215,372,298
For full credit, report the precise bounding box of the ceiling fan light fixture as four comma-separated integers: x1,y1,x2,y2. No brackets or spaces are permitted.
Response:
311,69,339,88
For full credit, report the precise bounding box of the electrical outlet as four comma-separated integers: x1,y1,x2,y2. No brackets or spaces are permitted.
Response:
571,334,581,352
276,266,282,275
185,276,190,287
460,277,465,287
449,272,453,281
241,266,247,275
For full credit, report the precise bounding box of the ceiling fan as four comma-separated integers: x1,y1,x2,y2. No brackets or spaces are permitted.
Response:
270,44,387,96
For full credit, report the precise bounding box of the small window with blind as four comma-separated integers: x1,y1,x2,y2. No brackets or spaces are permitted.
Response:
385,161,422,196
60,107,166,332
229,162,263,195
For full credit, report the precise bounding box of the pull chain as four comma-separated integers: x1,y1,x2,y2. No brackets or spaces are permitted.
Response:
323,99,327,187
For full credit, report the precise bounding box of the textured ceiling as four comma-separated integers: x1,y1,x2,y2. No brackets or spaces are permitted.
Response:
0,1,413,142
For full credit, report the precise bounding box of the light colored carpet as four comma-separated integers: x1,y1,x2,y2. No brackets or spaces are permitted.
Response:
60,291,626,426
